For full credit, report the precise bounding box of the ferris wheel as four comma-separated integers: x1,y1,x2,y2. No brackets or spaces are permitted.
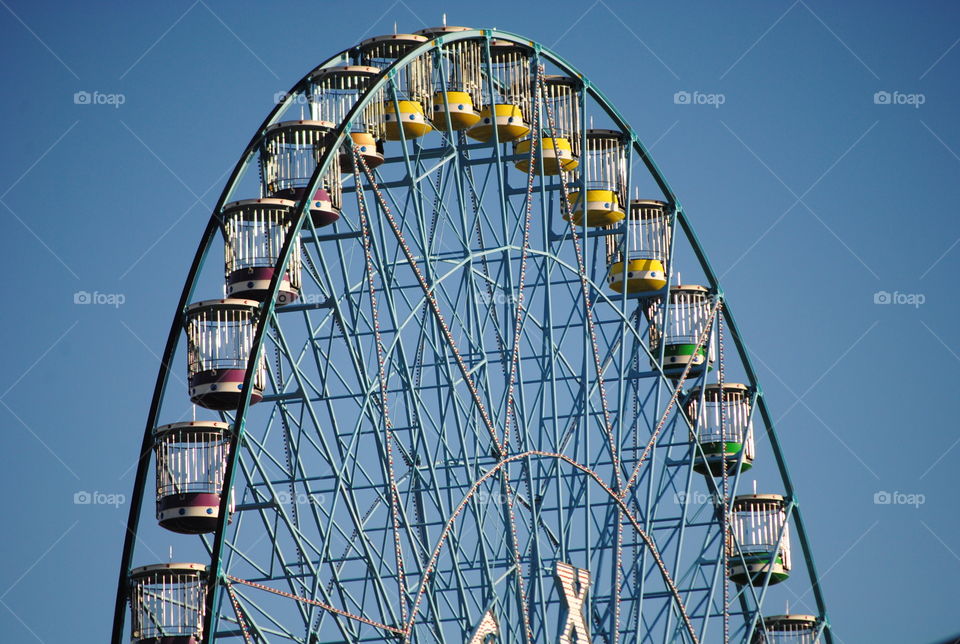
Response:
111,26,832,644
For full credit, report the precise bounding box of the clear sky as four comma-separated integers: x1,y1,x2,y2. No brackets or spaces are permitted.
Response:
1,1,958,642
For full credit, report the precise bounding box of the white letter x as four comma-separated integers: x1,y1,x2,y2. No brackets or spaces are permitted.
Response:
554,562,590,643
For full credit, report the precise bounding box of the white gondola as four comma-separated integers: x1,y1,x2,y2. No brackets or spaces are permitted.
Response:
153,421,231,534
129,563,207,643
607,199,671,296
467,39,532,143
260,120,342,228
646,285,715,378
308,64,385,172
728,493,792,586
184,299,265,411
359,34,433,140
221,198,301,304
565,129,628,227
753,615,821,643
686,383,755,475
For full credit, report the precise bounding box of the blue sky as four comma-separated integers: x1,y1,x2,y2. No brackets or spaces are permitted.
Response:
1,1,958,642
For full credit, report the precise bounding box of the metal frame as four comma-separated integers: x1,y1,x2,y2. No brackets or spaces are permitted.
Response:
112,29,831,644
